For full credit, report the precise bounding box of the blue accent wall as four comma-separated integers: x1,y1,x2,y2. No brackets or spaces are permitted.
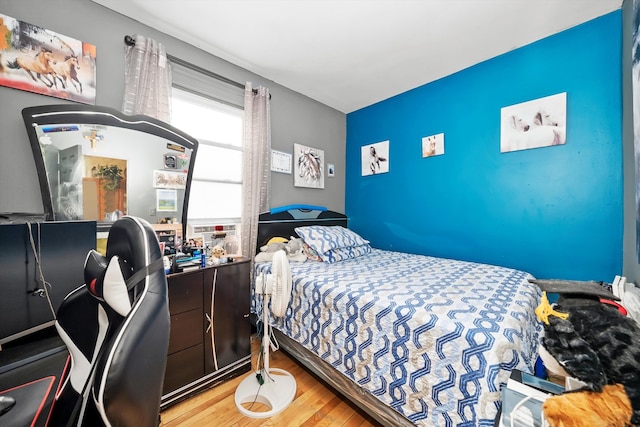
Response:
346,12,623,281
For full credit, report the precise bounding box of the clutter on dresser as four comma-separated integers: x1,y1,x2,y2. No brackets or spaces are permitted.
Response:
151,223,183,256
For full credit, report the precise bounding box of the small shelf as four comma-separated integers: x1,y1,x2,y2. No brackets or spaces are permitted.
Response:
152,223,183,255
152,223,182,233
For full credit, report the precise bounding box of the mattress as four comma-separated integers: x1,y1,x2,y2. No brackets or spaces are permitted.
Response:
255,248,542,426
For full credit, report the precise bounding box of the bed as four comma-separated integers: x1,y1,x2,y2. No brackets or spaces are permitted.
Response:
253,207,542,427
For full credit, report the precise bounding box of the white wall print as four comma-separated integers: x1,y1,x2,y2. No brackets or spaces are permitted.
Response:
500,92,567,153
294,143,324,189
271,149,292,174
422,133,445,158
153,169,187,189
362,140,389,176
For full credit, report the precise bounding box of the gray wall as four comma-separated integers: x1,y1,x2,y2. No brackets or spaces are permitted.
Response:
0,0,346,216
623,0,640,283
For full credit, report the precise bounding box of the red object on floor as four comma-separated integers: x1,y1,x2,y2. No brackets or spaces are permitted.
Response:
600,298,628,316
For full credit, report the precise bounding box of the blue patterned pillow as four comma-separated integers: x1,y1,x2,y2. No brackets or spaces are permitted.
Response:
294,225,369,254
321,244,371,263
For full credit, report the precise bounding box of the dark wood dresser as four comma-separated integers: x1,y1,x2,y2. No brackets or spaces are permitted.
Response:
161,258,251,409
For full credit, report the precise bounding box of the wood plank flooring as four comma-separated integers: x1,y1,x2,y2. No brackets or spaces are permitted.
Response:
160,336,381,427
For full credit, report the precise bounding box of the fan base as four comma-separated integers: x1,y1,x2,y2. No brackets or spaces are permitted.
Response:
234,368,296,418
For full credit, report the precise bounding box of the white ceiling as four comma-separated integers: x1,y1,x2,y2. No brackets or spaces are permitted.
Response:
91,0,622,113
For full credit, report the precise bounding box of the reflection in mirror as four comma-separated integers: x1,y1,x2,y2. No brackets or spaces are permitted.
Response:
22,105,198,236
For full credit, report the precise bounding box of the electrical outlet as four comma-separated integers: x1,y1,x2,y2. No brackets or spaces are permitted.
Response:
150,208,156,216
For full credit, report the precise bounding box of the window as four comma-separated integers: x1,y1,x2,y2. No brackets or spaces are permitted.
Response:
171,87,243,225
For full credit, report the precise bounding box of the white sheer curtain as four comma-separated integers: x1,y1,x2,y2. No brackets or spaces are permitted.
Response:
122,34,172,122
241,83,271,260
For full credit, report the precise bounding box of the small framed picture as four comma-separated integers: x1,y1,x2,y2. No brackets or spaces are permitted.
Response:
157,189,177,212
164,153,177,169
327,163,335,177
422,133,445,158
362,140,389,176
271,150,292,174
153,170,187,189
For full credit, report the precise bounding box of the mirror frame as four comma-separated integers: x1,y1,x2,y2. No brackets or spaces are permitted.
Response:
22,104,199,236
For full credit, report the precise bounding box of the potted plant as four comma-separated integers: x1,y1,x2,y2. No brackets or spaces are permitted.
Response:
95,164,124,191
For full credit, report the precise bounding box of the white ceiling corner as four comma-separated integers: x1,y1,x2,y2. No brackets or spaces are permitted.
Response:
91,0,623,113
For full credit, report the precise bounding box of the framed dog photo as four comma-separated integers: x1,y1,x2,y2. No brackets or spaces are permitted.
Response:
500,92,567,153
362,140,389,176
422,133,445,158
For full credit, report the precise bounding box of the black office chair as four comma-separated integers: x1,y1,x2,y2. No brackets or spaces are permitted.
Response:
1,216,170,427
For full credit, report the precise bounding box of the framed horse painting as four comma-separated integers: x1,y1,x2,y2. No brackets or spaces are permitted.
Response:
293,143,325,189
0,13,97,104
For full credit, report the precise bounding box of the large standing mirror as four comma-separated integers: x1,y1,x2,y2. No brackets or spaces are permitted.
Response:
22,104,198,237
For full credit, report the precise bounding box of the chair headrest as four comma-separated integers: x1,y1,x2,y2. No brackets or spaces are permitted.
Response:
83,216,164,316
84,250,133,316
106,216,162,273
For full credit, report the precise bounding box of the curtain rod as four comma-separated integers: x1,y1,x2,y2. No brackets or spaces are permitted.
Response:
168,54,245,90
124,35,265,96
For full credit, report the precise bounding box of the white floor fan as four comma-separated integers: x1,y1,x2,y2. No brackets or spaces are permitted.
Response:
235,250,296,418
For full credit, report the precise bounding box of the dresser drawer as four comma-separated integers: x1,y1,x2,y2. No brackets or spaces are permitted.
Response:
168,308,203,354
163,344,204,395
167,271,203,314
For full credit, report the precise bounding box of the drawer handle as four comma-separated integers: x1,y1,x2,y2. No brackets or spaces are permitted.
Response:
243,314,250,318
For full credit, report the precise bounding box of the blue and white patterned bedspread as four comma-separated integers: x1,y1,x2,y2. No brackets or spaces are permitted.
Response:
255,249,542,426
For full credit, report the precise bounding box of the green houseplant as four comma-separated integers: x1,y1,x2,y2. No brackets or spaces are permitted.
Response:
95,164,124,191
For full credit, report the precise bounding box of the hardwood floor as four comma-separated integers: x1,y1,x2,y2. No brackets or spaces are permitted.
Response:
160,336,381,427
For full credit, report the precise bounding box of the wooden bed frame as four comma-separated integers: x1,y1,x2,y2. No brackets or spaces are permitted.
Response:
256,207,414,427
